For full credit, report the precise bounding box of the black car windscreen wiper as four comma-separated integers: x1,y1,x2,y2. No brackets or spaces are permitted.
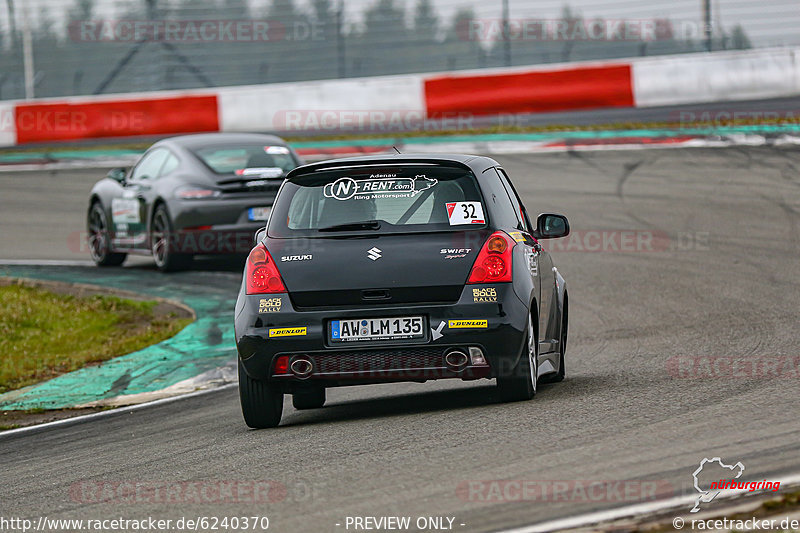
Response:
318,220,382,232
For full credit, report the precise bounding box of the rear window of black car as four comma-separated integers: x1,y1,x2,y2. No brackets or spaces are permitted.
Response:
192,144,298,174
268,165,487,237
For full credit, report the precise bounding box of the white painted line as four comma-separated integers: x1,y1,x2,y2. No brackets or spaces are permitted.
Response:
499,494,696,533
0,157,138,172
499,473,800,533
0,259,94,266
0,383,237,440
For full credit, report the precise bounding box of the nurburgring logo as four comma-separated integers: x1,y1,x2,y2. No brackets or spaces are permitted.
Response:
690,457,780,512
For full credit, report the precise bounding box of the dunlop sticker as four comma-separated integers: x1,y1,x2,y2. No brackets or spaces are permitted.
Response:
509,231,526,243
269,327,307,337
258,297,282,313
448,319,488,329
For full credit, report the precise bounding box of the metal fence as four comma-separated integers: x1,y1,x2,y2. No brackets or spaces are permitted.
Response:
0,0,797,100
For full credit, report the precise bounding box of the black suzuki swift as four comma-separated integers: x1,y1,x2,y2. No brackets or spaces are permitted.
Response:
234,154,570,428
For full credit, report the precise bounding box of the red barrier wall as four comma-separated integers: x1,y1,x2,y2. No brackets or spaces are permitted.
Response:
424,64,634,117
14,94,219,144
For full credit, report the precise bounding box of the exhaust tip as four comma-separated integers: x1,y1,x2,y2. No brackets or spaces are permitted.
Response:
290,356,314,378
445,350,469,372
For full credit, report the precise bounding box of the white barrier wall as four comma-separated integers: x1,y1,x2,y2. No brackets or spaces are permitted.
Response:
632,47,800,107
0,102,17,146
3,48,800,146
218,73,426,132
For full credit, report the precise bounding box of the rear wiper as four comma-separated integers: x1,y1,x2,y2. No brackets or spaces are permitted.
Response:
318,220,382,232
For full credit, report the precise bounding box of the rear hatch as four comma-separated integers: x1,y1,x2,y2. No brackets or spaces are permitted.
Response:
265,162,490,309
267,230,490,308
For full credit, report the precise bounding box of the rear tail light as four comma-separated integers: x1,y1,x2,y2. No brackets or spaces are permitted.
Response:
176,186,221,199
246,243,286,294
467,231,516,284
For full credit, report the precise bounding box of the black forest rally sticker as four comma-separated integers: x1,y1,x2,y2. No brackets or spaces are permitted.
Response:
472,288,497,303
258,298,282,313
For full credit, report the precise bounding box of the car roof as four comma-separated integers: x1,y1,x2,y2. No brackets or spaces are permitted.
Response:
285,153,500,179
155,133,290,150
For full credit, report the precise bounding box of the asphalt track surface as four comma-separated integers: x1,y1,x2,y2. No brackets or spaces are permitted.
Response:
1,147,800,532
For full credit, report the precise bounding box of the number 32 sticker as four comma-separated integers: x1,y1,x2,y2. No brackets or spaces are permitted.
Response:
446,202,485,225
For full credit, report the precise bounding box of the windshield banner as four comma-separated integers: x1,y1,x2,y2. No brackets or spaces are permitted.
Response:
323,174,438,201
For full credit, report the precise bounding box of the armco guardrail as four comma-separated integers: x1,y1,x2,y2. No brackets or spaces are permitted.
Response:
1,47,799,147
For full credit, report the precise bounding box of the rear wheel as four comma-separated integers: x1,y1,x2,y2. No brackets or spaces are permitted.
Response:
151,204,192,272
497,312,538,402
238,359,283,428
292,388,326,410
87,202,126,267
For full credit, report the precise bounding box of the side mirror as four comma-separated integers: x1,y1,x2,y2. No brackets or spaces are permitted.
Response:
535,213,570,239
107,167,128,183
253,227,267,245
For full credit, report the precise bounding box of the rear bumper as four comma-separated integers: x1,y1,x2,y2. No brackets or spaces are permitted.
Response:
169,196,272,254
235,284,530,389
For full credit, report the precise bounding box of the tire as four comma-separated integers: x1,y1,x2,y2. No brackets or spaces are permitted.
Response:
238,358,283,429
542,297,567,383
150,204,193,272
497,312,538,402
87,202,127,267
292,388,326,410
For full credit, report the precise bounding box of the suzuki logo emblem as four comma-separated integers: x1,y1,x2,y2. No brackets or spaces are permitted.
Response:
367,247,382,261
